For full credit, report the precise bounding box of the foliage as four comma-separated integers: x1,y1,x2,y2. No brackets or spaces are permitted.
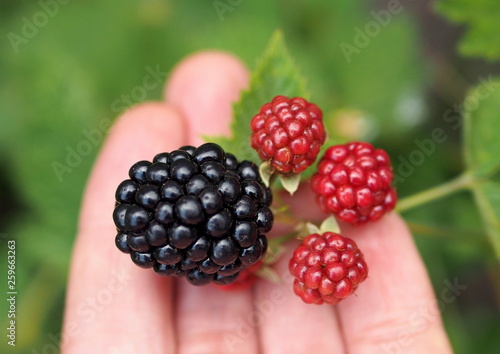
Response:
0,0,498,353
209,30,309,163
209,30,338,183
437,0,500,60
463,79,500,256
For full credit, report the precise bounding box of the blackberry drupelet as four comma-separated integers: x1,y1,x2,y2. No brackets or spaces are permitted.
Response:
113,143,273,286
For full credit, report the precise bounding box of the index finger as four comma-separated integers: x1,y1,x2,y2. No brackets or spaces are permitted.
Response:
63,103,186,353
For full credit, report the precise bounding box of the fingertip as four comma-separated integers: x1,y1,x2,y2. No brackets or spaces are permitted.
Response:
80,101,186,227
108,101,186,161
165,51,249,145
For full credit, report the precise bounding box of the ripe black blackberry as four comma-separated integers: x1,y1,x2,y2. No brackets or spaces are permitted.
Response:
113,143,273,286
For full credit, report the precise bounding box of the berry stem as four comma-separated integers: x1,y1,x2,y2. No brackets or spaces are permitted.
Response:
407,222,486,243
396,173,474,213
268,230,302,246
265,231,301,265
273,207,298,226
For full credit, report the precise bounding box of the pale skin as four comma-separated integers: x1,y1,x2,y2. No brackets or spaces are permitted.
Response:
62,52,453,354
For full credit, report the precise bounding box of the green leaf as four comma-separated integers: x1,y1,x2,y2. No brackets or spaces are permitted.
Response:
463,77,500,258
208,30,342,182
436,0,500,60
305,222,321,235
471,181,500,257
259,161,273,187
319,215,341,234
207,30,309,163
463,77,500,178
279,173,301,195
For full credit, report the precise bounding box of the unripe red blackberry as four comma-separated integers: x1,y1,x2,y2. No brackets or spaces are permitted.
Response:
113,143,273,286
289,232,368,305
250,95,326,174
312,142,397,225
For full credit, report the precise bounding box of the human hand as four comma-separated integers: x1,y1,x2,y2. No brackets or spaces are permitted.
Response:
62,52,452,354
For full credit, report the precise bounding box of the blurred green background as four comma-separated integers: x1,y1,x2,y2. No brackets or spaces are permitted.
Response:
0,0,499,352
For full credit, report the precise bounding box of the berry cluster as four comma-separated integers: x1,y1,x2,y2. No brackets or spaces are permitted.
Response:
312,142,397,225
110,95,396,304
250,95,326,174
289,232,368,305
112,143,273,286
